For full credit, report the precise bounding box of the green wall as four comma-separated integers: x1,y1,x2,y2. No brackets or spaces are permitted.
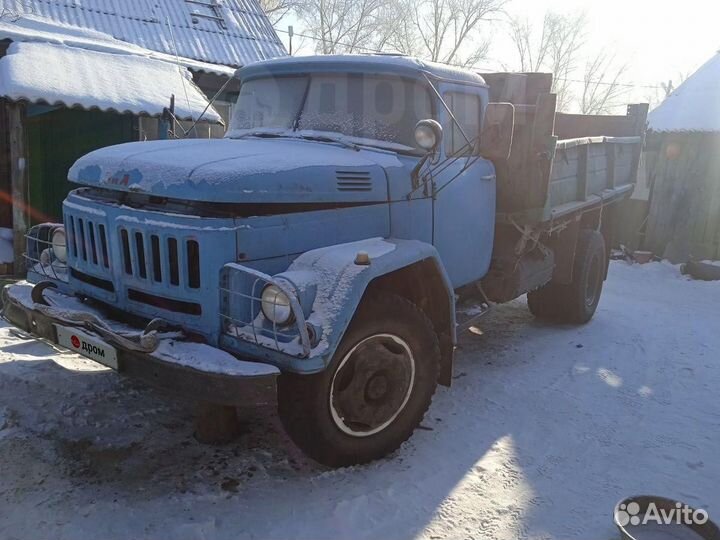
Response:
26,108,136,223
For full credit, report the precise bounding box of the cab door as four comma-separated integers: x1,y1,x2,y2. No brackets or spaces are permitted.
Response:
432,86,496,288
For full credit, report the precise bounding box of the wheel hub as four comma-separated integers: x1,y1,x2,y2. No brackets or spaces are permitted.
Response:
330,333,416,437
365,374,389,401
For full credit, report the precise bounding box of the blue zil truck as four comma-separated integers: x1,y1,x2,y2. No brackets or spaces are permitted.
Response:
1,55,647,467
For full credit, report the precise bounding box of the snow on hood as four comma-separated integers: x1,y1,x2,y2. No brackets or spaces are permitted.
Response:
68,138,396,203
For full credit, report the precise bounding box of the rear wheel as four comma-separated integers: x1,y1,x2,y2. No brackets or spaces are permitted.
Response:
526,281,563,319
277,294,440,467
527,229,606,324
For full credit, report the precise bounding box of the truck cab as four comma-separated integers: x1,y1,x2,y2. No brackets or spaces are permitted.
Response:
2,55,647,467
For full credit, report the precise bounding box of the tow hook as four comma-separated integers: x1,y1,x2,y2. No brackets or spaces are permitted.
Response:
26,284,182,353
31,281,58,306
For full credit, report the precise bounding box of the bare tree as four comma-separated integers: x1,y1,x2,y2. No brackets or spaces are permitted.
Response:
642,71,690,110
296,0,387,54
507,15,544,71
376,0,504,65
507,11,586,111
0,0,30,21
660,71,690,98
580,52,628,114
373,0,423,56
292,0,503,64
258,0,300,25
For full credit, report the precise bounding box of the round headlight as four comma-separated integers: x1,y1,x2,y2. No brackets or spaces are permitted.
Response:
414,119,443,151
51,228,67,263
261,284,294,325
415,124,437,150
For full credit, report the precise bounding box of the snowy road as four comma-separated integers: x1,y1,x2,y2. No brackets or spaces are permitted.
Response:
1,261,718,540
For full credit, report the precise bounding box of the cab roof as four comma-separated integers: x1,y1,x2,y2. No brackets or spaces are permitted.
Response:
237,54,488,87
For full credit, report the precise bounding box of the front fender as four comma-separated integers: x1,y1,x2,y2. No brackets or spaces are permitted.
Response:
276,237,455,369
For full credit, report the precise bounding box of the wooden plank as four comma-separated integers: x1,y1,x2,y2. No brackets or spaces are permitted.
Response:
607,142,616,189
482,72,553,104
577,144,589,201
0,100,11,229
555,103,649,140
529,92,557,221
698,136,720,260
6,102,28,276
644,133,720,262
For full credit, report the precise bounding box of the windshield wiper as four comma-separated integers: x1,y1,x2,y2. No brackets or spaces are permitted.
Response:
236,131,287,139
235,131,360,151
297,134,360,151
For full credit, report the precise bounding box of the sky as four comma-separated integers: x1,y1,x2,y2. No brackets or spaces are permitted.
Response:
274,0,720,110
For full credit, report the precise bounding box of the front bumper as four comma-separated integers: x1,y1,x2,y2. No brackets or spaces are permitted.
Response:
1,282,279,406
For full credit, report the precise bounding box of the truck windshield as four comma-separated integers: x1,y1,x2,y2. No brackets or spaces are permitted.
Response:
228,74,433,149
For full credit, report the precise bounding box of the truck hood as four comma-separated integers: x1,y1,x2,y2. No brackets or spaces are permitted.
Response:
68,138,398,203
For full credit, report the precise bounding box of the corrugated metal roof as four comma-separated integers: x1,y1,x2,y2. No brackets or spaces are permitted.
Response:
0,15,238,76
0,0,287,68
0,40,222,122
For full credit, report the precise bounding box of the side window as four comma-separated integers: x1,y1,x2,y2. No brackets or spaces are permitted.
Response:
444,92,482,156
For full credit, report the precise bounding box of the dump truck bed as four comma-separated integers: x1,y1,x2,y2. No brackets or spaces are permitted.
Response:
482,72,648,227
547,135,641,221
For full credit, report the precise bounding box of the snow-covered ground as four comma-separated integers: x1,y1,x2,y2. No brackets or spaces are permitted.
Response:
1,261,718,539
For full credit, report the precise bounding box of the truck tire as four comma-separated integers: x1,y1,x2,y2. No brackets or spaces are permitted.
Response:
277,294,440,467
527,229,606,324
526,281,564,320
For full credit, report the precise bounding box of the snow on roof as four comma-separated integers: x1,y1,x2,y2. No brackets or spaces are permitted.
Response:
0,0,286,68
0,41,222,122
648,52,720,133
0,15,236,77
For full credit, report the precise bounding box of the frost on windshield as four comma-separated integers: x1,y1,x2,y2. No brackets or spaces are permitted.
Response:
297,112,401,144
230,74,432,148
230,76,307,131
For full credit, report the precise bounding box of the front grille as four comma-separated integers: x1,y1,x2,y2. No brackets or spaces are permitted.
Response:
63,196,226,334
118,227,201,289
67,215,110,269
70,268,115,292
127,288,202,315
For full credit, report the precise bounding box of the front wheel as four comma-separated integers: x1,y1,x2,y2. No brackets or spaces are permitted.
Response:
277,294,440,467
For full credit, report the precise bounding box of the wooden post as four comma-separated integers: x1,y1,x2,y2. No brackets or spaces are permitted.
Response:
6,102,28,276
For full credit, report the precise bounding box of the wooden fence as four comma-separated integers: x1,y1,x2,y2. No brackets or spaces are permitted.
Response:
643,133,720,262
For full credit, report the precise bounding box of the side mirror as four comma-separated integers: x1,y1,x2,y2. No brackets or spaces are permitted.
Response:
414,119,443,152
478,103,515,161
